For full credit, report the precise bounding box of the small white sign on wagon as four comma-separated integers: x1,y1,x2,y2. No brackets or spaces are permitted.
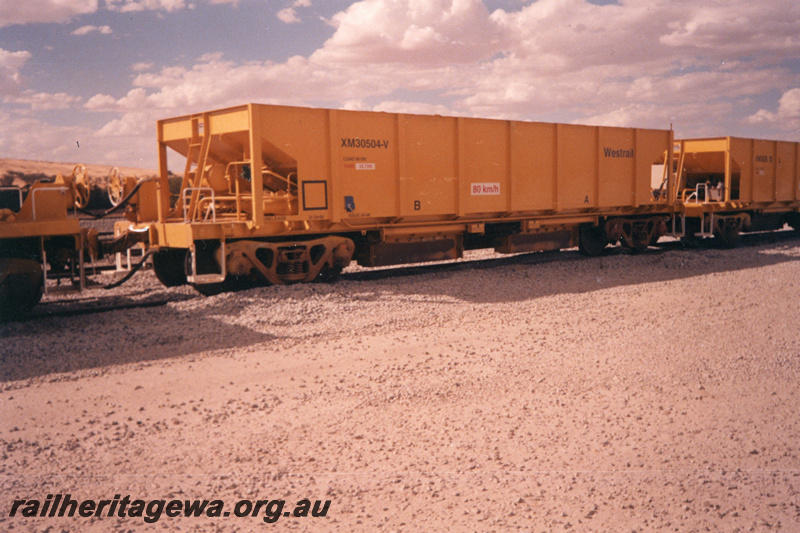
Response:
471,183,501,196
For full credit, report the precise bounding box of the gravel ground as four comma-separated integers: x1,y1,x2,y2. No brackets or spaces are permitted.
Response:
2,235,800,532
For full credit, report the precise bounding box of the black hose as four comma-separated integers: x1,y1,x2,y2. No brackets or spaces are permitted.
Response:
78,179,152,219
103,250,155,290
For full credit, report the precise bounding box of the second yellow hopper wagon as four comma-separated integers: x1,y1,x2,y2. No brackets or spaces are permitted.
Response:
674,137,800,246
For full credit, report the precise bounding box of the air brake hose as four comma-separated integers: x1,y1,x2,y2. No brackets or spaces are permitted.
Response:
102,250,155,290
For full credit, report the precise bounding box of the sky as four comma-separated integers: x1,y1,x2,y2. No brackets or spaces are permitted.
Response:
0,0,799,169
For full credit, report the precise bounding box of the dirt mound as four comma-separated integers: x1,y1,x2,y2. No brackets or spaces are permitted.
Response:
0,158,155,186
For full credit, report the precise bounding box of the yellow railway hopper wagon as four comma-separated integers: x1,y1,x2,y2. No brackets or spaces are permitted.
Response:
0,181,87,320
123,104,675,293
674,137,800,246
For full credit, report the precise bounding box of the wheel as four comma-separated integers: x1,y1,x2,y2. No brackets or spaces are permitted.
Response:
314,264,343,283
152,248,188,287
621,224,650,253
73,184,90,209
649,233,661,246
0,258,44,321
107,167,124,207
716,224,740,248
787,214,800,235
182,244,258,296
71,164,91,209
578,224,607,256
630,229,650,252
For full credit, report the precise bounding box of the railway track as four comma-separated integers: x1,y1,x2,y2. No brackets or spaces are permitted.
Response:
13,228,795,323
28,296,180,320
343,228,800,283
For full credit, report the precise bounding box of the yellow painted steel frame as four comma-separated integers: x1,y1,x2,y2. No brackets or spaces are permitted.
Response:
670,136,800,242
1,183,85,316
143,104,675,250
0,185,82,241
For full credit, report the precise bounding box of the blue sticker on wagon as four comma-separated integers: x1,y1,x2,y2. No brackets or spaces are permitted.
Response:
344,196,355,212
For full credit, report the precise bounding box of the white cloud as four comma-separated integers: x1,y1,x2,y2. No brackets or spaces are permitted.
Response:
748,109,776,125
1,49,82,111
581,100,736,139
0,110,88,162
0,0,99,27
0,48,32,94
31,0,800,167
85,1,800,127
131,61,154,72
104,0,240,12
314,0,502,65
749,88,800,130
1,49,82,116
489,0,681,73
0,106,156,168
660,2,800,59
276,7,300,24
277,0,312,22
371,100,454,116
450,0,800,128
96,111,152,136
85,93,119,110
0,0,242,24
775,89,800,120
105,0,188,13
7,91,82,110
71,24,112,35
